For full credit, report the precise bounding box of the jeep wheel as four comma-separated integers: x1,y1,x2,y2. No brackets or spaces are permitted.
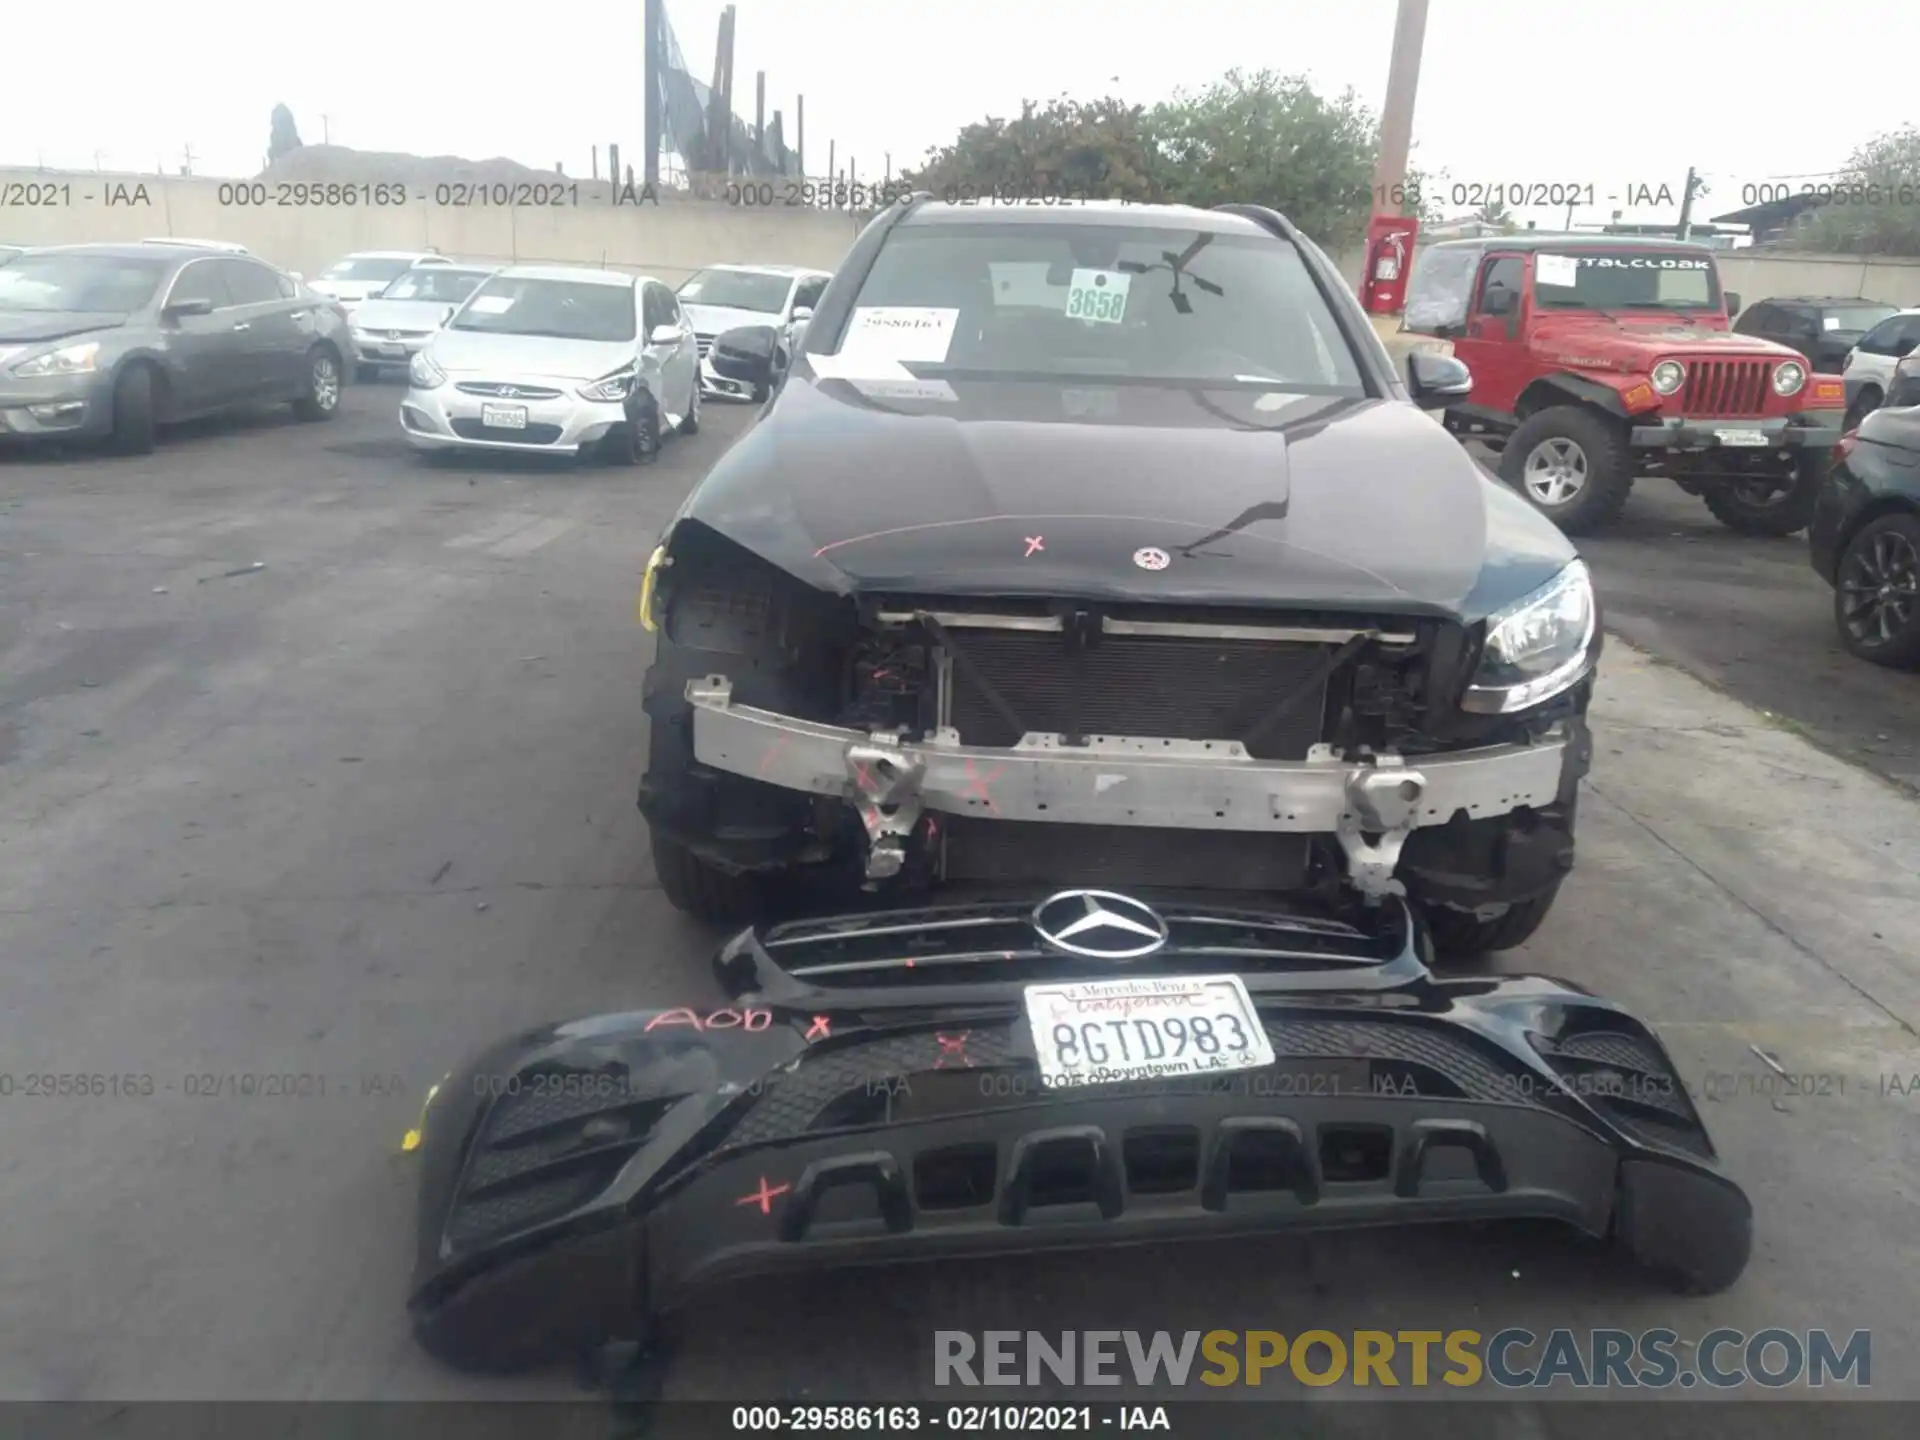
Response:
1499,406,1634,535
1701,454,1823,537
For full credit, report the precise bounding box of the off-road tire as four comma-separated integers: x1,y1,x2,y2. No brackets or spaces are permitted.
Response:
292,345,342,422
1700,454,1824,537
1832,512,1920,668
649,831,766,925
107,363,158,455
1499,406,1635,535
1424,881,1563,961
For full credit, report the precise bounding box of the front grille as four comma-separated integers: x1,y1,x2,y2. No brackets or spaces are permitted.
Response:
695,332,714,359
455,381,565,400
1680,360,1770,417
943,630,1328,761
944,819,1310,891
450,418,565,445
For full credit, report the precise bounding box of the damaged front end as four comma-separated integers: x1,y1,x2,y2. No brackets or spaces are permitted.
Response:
406,894,1751,1374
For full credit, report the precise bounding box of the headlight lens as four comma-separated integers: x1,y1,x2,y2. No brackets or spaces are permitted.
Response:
579,367,637,403
1772,360,1806,396
1463,560,1598,714
12,341,100,378
1650,359,1685,395
408,351,446,389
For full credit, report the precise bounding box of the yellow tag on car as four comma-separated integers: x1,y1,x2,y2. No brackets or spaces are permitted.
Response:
401,1076,447,1153
638,545,665,630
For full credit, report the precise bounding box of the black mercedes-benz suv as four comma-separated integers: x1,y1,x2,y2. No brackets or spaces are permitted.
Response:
635,197,1600,961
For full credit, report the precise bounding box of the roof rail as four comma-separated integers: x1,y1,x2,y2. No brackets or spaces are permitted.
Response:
1212,204,1301,241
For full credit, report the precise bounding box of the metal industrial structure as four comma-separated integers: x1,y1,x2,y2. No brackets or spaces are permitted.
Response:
642,0,801,183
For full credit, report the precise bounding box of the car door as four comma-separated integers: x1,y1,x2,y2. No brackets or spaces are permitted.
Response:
1451,253,1526,414
155,258,242,414
217,258,301,395
1734,301,1779,343
642,282,696,421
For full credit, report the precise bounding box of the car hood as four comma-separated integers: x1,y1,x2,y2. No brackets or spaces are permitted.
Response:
1531,314,1801,363
426,328,636,382
675,372,1577,622
351,298,451,332
0,309,130,345
681,302,787,335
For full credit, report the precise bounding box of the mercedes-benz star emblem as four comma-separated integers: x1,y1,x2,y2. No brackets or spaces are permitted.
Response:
1133,547,1171,571
1032,889,1170,959
497,386,518,398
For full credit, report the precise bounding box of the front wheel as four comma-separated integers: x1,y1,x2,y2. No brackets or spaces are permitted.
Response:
1833,512,1920,668
107,363,158,455
292,347,342,421
1700,454,1824,537
1423,881,1563,963
1498,406,1635,535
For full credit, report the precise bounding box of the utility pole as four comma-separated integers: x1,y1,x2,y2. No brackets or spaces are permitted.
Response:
643,0,664,185
321,115,331,144
796,96,806,179
754,71,766,163
1370,0,1430,217
1676,166,1701,241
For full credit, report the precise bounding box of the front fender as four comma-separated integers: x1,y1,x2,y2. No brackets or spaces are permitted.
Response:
1518,373,1633,421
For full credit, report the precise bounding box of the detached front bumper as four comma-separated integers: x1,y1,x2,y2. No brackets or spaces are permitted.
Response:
1628,413,1845,450
400,381,627,456
683,675,1572,899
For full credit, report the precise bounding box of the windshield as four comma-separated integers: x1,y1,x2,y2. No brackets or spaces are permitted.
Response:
320,256,419,283
676,269,793,314
1824,305,1897,333
377,268,490,303
832,223,1364,391
1532,251,1722,311
450,276,637,342
0,252,168,312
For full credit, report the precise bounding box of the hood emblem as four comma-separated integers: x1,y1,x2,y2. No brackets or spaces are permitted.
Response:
1133,547,1171,571
496,386,519,398
1032,889,1169,959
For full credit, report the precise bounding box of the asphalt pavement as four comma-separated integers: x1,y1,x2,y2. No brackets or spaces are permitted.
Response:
1,390,1916,1405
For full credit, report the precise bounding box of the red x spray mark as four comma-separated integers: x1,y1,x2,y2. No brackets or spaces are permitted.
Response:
960,758,1005,816
935,1031,971,1068
805,1015,832,1042
734,1176,791,1215
1024,536,1045,557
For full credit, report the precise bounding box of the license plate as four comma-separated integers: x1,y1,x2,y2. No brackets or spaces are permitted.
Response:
1024,975,1275,1088
481,403,528,430
371,344,405,358
1715,428,1771,447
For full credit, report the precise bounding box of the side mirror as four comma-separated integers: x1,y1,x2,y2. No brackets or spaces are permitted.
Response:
1481,286,1516,318
710,324,778,387
1406,350,1474,410
441,306,456,327
1724,291,1742,316
162,297,214,319
790,306,814,324
648,323,686,346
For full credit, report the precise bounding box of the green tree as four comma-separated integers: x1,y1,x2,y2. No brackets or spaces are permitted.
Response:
268,104,303,163
905,95,1166,203
1790,125,1920,255
1473,197,1514,230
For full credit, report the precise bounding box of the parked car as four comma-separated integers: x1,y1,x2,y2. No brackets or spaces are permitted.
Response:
348,264,495,381
1400,235,1848,536
141,237,251,255
1732,296,1897,374
676,264,831,401
1840,307,1920,429
308,251,450,312
642,197,1597,965
0,245,24,266
400,263,699,463
0,241,351,454
1811,352,1920,667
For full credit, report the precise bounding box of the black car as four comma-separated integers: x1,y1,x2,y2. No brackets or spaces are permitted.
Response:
1810,353,1920,667
636,197,1601,963
1733,295,1897,374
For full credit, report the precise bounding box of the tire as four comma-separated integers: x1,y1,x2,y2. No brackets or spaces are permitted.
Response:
1700,453,1824,537
750,382,769,405
649,830,767,924
1832,511,1920,668
107,363,158,456
618,388,661,466
292,346,342,421
1844,388,1881,432
678,381,700,435
1498,406,1635,535
1424,881,1562,962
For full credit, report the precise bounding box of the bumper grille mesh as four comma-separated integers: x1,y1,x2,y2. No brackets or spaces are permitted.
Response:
450,419,565,445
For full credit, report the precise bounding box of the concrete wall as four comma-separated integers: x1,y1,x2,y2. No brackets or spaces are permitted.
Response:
0,168,864,285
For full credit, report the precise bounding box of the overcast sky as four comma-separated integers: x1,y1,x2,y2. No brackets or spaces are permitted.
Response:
4,0,1914,231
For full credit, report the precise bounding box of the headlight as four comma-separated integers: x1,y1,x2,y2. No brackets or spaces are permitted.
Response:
408,351,446,389
1649,359,1685,395
579,367,637,403
1772,360,1806,397
1462,560,1598,714
12,341,100,378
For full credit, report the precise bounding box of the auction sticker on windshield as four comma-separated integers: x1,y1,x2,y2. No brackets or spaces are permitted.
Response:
467,295,516,315
1024,976,1275,1088
1067,268,1130,323
842,306,958,362
1535,255,1578,288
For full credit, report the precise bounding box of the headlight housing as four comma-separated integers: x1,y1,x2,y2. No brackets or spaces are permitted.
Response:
408,351,446,389
1649,359,1685,395
1772,360,1806,397
12,341,100,378
579,366,637,403
1462,560,1598,714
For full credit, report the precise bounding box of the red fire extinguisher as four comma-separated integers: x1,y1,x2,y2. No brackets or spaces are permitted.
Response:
1362,213,1420,315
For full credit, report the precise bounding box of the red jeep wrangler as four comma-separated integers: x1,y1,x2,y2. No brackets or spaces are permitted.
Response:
1400,235,1848,536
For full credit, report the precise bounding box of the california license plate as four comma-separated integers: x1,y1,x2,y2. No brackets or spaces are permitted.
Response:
1024,975,1275,1089
1715,428,1771,447
481,403,528,430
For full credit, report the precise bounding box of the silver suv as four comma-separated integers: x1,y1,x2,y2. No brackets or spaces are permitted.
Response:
1843,308,1920,427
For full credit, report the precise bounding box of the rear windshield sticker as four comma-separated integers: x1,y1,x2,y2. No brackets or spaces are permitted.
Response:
1067,268,1130,323
466,295,516,314
1535,255,1578,288
842,306,958,362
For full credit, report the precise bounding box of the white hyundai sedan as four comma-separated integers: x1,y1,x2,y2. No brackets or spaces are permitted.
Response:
400,264,700,463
